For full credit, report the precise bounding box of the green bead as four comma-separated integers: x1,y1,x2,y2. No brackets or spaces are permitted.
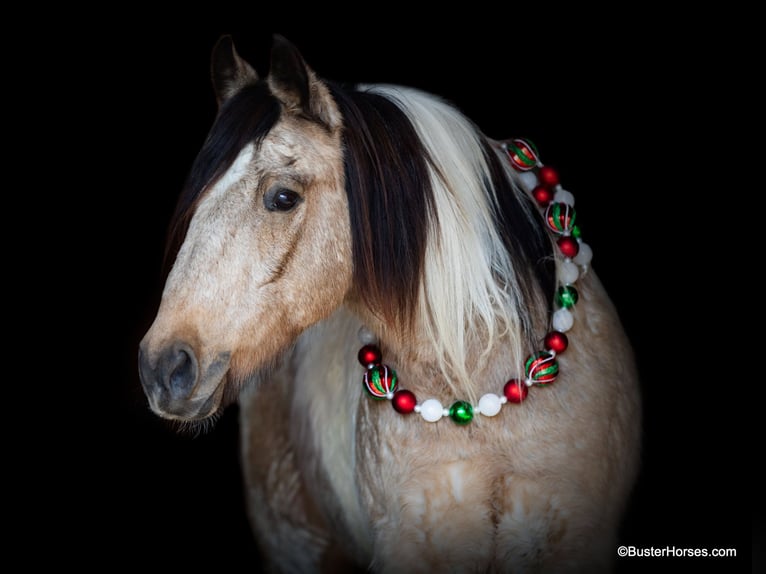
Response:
556,285,579,308
571,224,581,239
449,401,474,424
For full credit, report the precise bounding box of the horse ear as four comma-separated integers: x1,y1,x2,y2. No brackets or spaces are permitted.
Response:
267,34,341,130
211,35,259,106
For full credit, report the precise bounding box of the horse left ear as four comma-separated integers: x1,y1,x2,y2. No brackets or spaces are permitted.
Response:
267,34,341,130
211,35,259,106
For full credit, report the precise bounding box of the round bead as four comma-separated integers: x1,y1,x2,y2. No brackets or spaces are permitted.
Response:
556,285,579,308
357,327,377,345
478,393,502,416
419,399,444,422
552,307,574,332
518,171,538,191
525,351,559,385
503,379,529,403
573,241,593,267
392,389,417,414
557,236,580,258
506,138,539,171
357,344,382,368
544,331,569,354
545,202,576,234
449,401,474,424
538,165,560,188
532,185,553,206
558,259,580,284
363,364,398,399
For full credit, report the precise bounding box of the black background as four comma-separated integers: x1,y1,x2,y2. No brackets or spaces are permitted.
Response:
48,10,748,572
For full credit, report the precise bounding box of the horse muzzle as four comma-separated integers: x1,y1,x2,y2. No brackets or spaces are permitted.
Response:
138,339,231,421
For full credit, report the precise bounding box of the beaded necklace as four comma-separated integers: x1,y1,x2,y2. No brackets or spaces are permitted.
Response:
357,138,592,424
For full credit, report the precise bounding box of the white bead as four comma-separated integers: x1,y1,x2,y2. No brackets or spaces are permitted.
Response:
552,308,574,332
554,188,575,206
558,259,580,285
518,171,538,192
573,241,593,267
478,394,502,416
357,326,377,345
420,399,444,422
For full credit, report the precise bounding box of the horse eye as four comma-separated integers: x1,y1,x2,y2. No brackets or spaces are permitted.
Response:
265,187,302,212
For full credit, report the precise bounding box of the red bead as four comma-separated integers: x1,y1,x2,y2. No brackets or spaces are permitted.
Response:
532,185,553,206
358,344,382,367
538,165,560,188
392,389,417,414
503,379,529,403
557,236,580,258
544,331,569,354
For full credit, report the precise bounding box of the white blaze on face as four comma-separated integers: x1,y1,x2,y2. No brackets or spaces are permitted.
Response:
211,143,255,197
167,144,254,280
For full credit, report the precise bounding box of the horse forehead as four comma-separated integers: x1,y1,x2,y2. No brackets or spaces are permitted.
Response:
216,143,255,191
258,119,340,169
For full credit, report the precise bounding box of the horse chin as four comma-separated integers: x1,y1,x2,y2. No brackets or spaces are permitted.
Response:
148,379,228,423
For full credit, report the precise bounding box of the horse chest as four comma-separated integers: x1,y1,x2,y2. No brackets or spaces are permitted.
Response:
345,411,569,569
353,407,506,521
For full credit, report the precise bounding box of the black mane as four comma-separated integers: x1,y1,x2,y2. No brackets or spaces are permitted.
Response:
328,83,436,326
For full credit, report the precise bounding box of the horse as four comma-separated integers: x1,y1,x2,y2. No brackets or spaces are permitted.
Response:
138,34,641,573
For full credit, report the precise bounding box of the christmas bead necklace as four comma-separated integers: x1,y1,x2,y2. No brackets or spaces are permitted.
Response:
357,138,593,424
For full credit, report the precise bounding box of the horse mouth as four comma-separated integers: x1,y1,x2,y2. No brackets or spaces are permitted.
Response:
148,380,227,422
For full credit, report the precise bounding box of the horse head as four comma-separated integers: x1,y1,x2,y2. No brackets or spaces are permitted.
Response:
139,36,351,421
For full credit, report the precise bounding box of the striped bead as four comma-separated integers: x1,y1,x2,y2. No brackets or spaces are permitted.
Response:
363,364,398,399
545,202,576,235
506,138,539,171
525,351,559,385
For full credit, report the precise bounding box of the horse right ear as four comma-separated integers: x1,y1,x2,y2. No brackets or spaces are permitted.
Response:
210,35,259,106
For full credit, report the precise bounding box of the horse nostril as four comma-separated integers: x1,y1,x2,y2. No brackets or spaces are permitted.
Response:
162,344,198,396
169,348,193,390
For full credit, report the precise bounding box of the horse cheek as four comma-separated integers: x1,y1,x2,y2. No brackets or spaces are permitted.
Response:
289,223,352,329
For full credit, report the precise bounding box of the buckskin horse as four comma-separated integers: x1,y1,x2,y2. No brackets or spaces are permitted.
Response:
138,34,641,573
